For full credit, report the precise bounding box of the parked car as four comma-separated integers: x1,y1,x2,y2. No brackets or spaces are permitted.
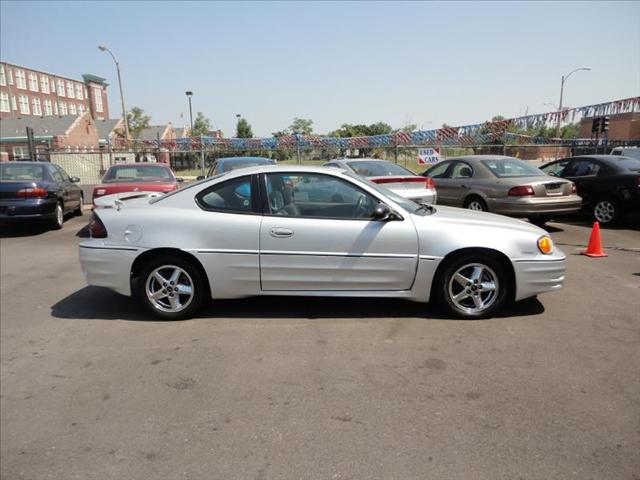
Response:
0,161,83,230
610,147,640,159
92,163,182,206
421,155,581,224
323,158,437,205
79,165,565,321
539,155,640,225
197,156,275,180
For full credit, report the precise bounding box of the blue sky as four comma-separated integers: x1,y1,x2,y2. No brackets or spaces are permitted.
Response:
1,1,639,136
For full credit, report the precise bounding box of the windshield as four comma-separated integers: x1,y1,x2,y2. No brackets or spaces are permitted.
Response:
480,158,545,178
103,165,174,183
347,161,414,177
0,163,45,181
344,171,433,216
223,159,273,172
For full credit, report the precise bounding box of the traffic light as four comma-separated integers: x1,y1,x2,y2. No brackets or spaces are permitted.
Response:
591,117,601,134
600,116,610,133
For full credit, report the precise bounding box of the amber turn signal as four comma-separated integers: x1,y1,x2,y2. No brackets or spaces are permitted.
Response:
537,236,554,255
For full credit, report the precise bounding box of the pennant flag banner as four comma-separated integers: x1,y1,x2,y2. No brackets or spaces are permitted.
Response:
128,96,639,151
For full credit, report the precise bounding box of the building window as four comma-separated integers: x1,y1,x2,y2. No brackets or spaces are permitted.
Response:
18,95,30,114
69,103,77,115
59,101,68,115
0,92,9,112
32,97,42,116
13,147,28,159
15,69,26,89
75,83,83,100
11,95,17,111
78,104,85,113
66,81,75,98
57,79,65,97
28,72,39,91
93,87,103,113
44,99,53,115
40,75,50,93
0,65,6,86
53,101,58,115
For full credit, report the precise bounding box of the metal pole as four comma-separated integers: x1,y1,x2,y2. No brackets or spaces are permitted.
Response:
200,137,205,177
188,97,194,135
99,46,130,139
296,136,301,165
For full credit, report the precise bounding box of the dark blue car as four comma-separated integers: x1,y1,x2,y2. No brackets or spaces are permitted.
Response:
203,156,275,178
0,161,84,230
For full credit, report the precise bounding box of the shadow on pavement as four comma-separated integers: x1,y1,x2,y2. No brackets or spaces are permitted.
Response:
555,213,640,231
51,286,545,322
0,222,50,238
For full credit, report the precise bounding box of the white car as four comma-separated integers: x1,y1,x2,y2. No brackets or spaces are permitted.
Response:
79,165,565,320
610,147,640,159
323,159,437,205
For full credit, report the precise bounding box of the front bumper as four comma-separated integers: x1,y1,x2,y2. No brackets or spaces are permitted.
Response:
79,242,140,296
513,254,566,301
489,195,582,217
0,198,58,221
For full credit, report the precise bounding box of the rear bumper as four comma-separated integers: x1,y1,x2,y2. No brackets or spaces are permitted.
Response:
489,195,582,217
513,255,566,301
396,188,437,205
79,242,140,296
0,198,58,220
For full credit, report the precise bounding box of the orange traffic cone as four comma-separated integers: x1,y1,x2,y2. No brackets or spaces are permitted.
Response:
581,222,608,257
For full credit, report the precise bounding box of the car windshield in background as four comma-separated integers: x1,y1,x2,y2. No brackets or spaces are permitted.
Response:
224,160,272,172
347,161,414,177
0,164,45,181
481,158,545,178
103,165,173,183
613,157,640,170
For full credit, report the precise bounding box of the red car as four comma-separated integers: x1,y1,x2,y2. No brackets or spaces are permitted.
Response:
92,163,183,205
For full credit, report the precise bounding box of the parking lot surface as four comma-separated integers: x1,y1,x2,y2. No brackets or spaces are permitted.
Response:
1,215,639,480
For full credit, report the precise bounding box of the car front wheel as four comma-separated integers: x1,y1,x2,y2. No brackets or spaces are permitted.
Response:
137,256,205,320
464,196,488,212
75,193,84,216
49,202,64,230
593,198,619,225
437,254,509,319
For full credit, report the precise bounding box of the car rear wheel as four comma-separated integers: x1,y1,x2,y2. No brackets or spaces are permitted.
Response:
593,198,619,225
437,254,508,319
75,193,84,216
464,196,487,212
49,202,64,230
137,256,205,320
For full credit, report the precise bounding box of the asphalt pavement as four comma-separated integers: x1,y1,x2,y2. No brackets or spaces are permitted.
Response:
1,214,639,480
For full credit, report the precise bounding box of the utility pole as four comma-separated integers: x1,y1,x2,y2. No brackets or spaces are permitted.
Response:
555,67,591,159
98,45,130,140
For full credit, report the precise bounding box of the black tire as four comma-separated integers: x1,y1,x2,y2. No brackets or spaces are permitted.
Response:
436,253,509,319
75,193,84,216
49,201,64,230
592,197,620,225
136,255,206,320
463,196,488,212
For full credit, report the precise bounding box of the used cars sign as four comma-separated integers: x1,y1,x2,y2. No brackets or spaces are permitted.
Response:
418,148,441,165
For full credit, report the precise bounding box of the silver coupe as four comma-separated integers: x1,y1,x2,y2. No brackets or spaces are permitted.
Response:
79,165,566,320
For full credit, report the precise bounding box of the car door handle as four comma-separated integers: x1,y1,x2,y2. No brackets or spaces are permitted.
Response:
270,227,294,238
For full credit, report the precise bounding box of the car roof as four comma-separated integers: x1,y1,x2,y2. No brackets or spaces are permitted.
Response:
215,164,352,179
108,163,171,168
444,155,519,162
218,156,272,162
334,158,389,163
1,161,47,165
571,155,631,161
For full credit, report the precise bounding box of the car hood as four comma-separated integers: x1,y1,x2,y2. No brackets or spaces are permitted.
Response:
417,205,547,236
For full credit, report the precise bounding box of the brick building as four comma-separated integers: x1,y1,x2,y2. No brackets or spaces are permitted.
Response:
579,112,640,140
0,61,109,121
0,113,99,161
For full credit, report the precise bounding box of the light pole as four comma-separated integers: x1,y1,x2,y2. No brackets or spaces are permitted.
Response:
185,91,194,136
98,45,130,140
235,114,241,136
555,67,591,142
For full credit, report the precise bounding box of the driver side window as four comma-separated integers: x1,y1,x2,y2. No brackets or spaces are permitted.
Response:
265,173,378,219
197,175,253,213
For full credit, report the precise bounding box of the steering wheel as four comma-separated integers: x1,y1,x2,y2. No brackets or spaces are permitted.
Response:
355,194,368,218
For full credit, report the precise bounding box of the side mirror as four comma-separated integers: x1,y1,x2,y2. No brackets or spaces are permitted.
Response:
372,203,395,221
196,175,205,181
176,177,184,183
71,177,80,183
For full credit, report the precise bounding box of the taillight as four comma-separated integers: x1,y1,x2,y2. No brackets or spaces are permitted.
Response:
424,177,435,189
571,183,577,194
17,187,48,198
508,185,535,196
88,212,108,238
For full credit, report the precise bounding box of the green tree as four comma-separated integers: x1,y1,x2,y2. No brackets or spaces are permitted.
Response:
272,129,290,137
289,118,314,135
124,107,150,139
191,112,212,137
236,118,253,138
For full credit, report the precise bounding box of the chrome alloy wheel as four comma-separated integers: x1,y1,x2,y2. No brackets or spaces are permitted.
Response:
55,203,63,227
467,200,485,211
448,263,499,314
594,200,615,224
145,265,194,313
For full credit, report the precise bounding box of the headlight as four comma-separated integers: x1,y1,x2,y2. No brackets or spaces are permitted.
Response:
537,235,554,255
